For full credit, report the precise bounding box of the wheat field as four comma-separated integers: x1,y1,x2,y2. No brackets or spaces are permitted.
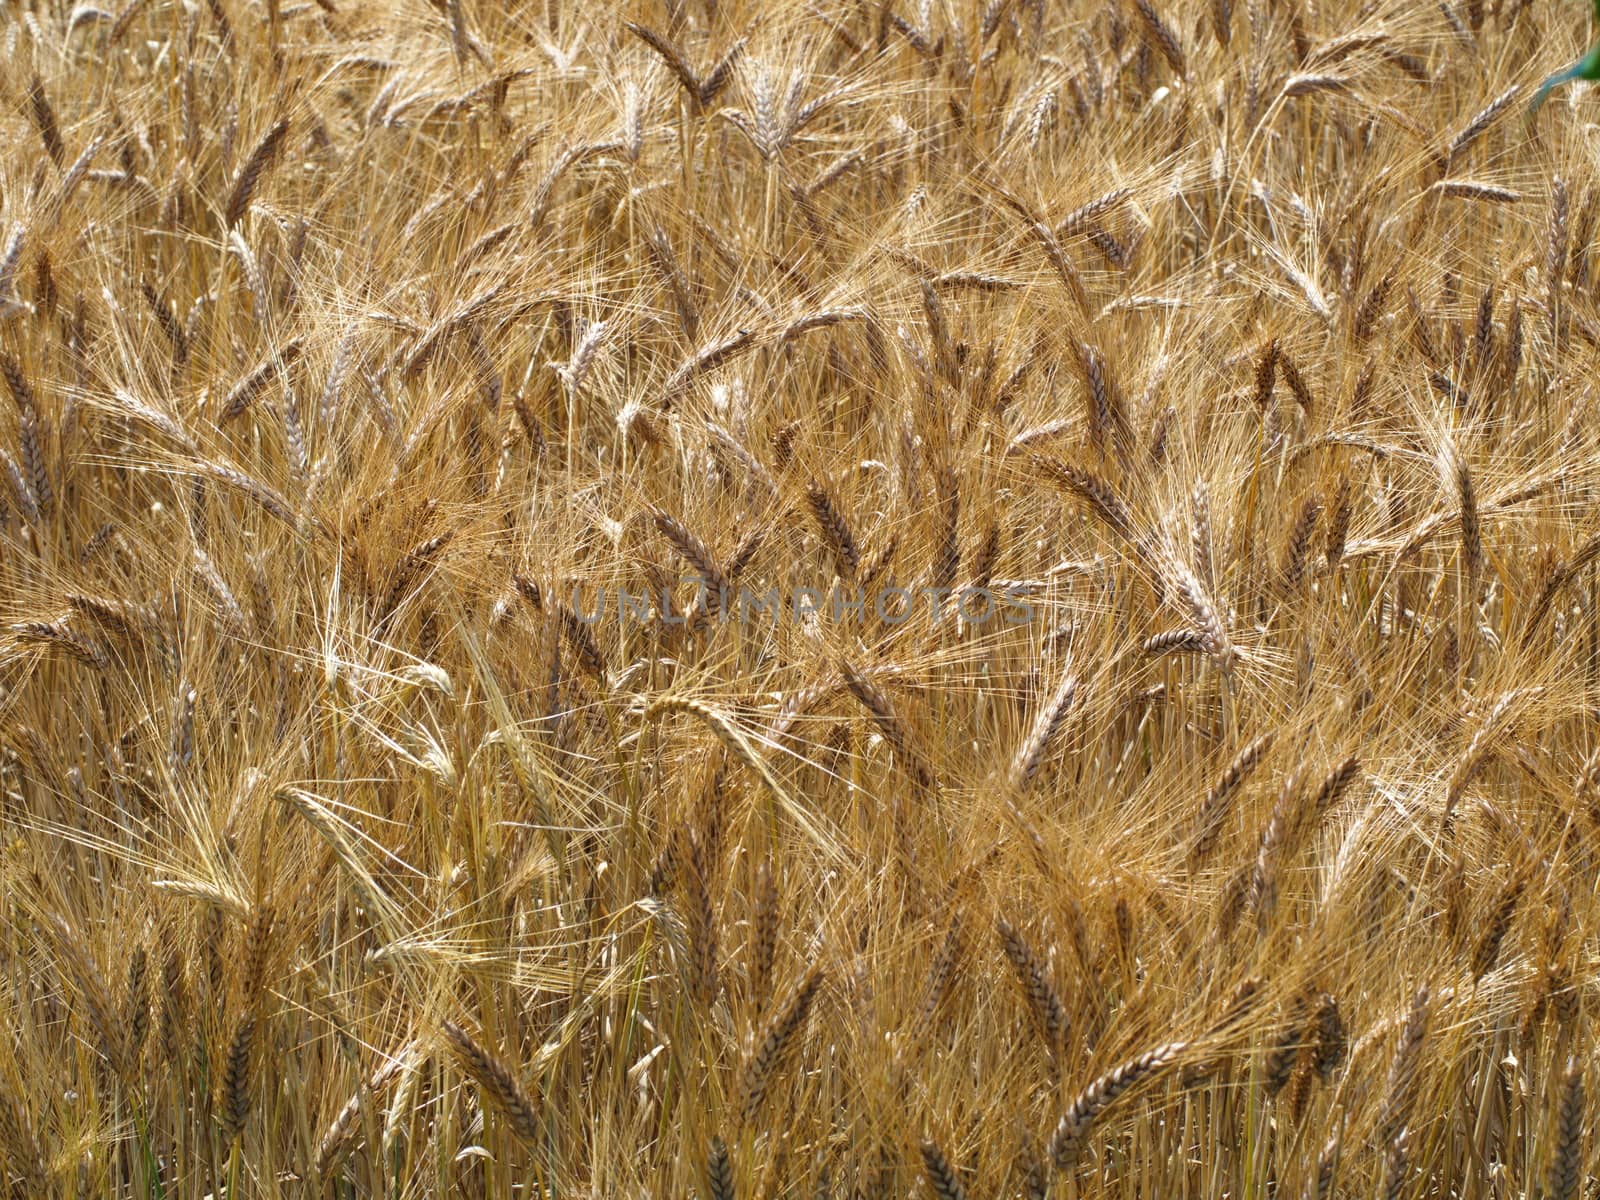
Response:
2,0,1599,1195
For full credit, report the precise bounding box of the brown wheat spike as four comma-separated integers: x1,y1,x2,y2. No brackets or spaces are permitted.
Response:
1285,1050,1317,1123
737,967,824,1127
2,446,40,525
997,917,1069,1061
1281,494,1323,588
1546,1057,1585,1200
1445,85,1519,166
220,1013,257,1143
1047,1041,1188,1170
1451,447,1482,585
1263,993,1311,1095
839,659,936,791
441,1021,542,1143
219,337,305,422
140,280,190,366
685,829,720,1009
918,914,963,1032
647,228,700,340
1470,874,1525,981
707,1134,736,1200
919,1138,968,1200
1309,757,1361,820
46,913,123,1069
1059,188,1133,237
1029,455,1134,540
1504,297,1524,386
1144,628,1207,656
1253,338,1278,408
1076,340,1128,455
1377,986,1430,1149
931,465,960,592
1324,476,1354,568
1190,732,1274,864
1382,1126,1413,1200
1007,669,1080,794
0,1088,48,1195
1352,271,1394,343
314,1050,412,1180
662,328,757,403
992,189,1092,315
1311,993,1346,1078
0,352,51,515
1130,0,1186,76
124,943,149,1067
1428,179,1520,205
558,603,607,680
749,859,779,1015
807,480,860,578
1276,349,1315,414
11,621,107,668
1304,1126,1343,1200
651,506,730,609
971,522,1001,588
1550,178,1571,339
225,118,289,227
27,77,65,167
1251,765,1315,928
278,788,399,929
1170,561,1235,672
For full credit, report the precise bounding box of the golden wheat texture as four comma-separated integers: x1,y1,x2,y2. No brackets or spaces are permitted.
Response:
1,0,1599,1195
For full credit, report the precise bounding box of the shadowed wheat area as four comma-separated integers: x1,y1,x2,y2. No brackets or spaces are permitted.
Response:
3,0,1600,1195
